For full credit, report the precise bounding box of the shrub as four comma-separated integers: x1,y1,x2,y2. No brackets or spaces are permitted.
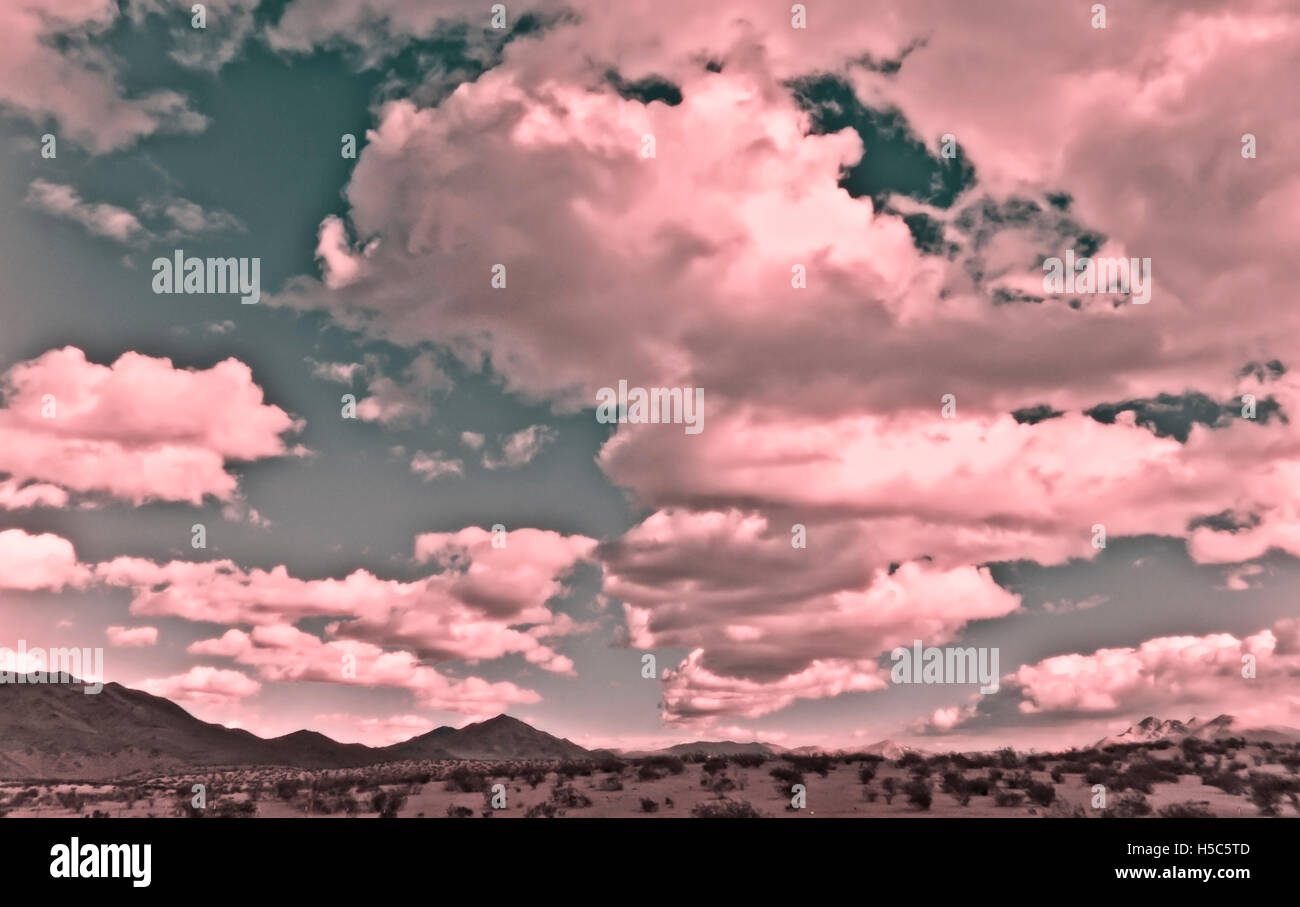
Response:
1102,791,1152,818
550,785,592,809
522,769,547,789
524,801,557,818
274,779,301,801
640,798,659,813
443,765,490,793
596,756,627,775
213,799,256,818
1026,782,1056,807
1201,771,1245,795
1158,801,1214,818
371,790,407,818
730,753,767,769
637,764,666,782
597,775,623,792
445,805,474,818
858,765,877,785
639,755,685,775
903,779,932,810
784,754,834,776
769,765,804,787
993,791,1024,808
691,799,762,818
1248,772,1291,816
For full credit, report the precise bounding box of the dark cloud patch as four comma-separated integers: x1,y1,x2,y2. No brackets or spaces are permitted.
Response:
606,70,683,106
787,74,976,209
1012,404,1065,425
1085,392,1287,443
1187,510,1261,534
1239,360,1286,383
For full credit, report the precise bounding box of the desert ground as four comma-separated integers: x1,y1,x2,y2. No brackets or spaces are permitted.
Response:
3,736,1298,818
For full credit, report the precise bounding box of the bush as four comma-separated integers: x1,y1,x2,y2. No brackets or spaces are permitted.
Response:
274,779,301,801
371,790,407,818
1102,792,1152,818
769,765,804,787
212,799,256,818
1201,771,1245,795
550,785,592,809
639,755,685,775
445,805,474,818
640,798,659,813
637,763,666,782
858,765,877,785
596,756,627,775
903,779,932,810
524,801,557,818
730,753,767,769
1026,782,1056,807
1159,801,1214,818
993,791,1024,808
691,799,762,818
522,769,547,789
444,766,489,793
1248,772,1291,816
784,754,834,776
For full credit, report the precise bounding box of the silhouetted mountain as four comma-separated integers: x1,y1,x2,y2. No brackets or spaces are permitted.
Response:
1095,714,1300,748
0,678,374,779
0,679,585,778
654,741,780,758
382,714,589,761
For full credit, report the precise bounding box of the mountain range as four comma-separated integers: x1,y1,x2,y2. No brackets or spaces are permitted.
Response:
1093,714,1300,748
0,677,589,779
6,677,1296,781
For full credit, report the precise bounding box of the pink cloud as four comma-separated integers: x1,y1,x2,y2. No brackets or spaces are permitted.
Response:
97,527,594,674
911,620,1300,737
188,624,539,714
0,0,206,152
140,666,261,706
0,347,301,505
105,625,158,647
603,509,1019,722
0,528,88,591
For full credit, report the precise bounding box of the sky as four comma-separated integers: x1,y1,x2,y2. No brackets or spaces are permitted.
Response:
0,0,1298,753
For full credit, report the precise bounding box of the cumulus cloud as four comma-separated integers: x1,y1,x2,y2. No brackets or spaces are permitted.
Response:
262,0,1300,730
0,347,301,505
409,451,463,481
105,625,158,647
0,529,89,591
929,620,1300,736
25,180,147,244
94,527,596,675
189,624,538,714
482,425,557,470
0,0,206,152
602,509,1020,722
140,666,261,705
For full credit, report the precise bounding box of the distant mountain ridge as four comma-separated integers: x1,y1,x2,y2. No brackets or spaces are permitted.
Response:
0,677,589,780
1094,714,1300,748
